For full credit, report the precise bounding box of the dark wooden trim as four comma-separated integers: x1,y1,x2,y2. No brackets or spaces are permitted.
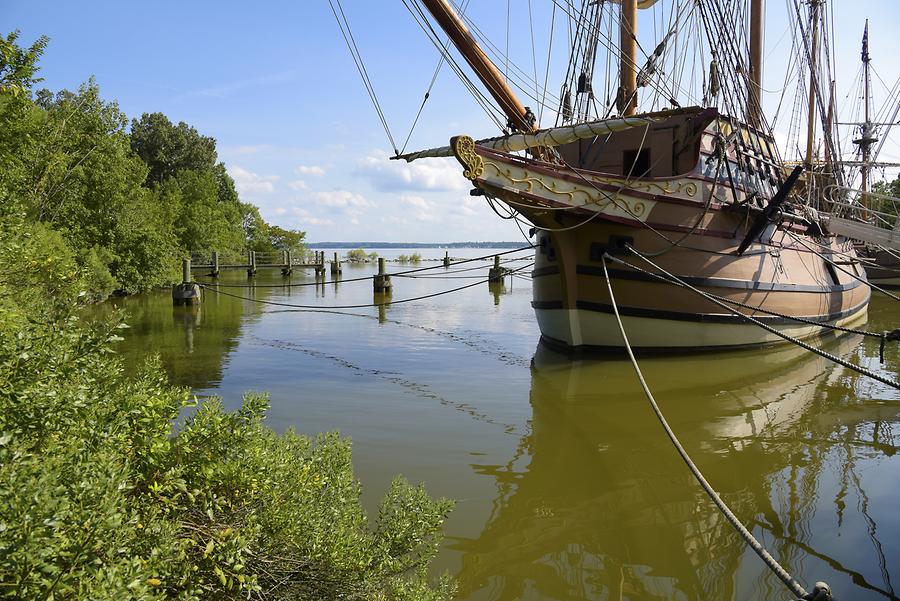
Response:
531,300,564,310
575,264,864,294
569,299,868,325
531,265,560,278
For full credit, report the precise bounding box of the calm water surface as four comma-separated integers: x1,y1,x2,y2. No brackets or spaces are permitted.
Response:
89,247,900,601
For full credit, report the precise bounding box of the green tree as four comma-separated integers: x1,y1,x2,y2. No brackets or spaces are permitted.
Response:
129,112,218,187
0,30,47,95
161,169,245,254
267,225,306,251
872,177,900,224
25,82,179,292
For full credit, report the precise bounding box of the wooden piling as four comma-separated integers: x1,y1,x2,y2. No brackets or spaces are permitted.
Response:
443,251,450,267
247,250,257,277
211,251,220,277
488,254,504,282
282,249,293,276
173,258,201,306
331,251,342,275
373,257,392,292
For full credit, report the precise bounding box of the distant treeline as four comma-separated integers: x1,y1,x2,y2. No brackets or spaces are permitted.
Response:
308,241,527,249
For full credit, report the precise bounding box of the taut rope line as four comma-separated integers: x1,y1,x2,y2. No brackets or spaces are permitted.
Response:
601,253,831,601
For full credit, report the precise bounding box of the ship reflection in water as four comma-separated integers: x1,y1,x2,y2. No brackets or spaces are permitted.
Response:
452,333,900,601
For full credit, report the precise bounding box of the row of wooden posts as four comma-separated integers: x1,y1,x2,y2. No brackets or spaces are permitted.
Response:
173,251,507,306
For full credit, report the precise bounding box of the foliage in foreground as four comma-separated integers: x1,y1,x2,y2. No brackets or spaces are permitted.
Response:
0,302,454,600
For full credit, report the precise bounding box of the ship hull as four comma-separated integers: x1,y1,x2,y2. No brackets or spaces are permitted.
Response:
534,303,868,352
863,249,900,289
450,132,871,352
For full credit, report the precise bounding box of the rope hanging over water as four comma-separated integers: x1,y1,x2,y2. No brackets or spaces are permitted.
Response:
199,263,532,311
600,254,833,601
203,246,537,289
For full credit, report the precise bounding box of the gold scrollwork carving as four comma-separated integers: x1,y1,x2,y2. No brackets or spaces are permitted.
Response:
593,177,698,198
450,135,484,181
489,163,650,218
631,201,646,217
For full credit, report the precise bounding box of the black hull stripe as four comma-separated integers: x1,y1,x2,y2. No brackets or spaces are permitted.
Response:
578,265,862,293
538,331,858,355
531,265,560,278
532,300,564,310
531,299,867,325
532,263,863,293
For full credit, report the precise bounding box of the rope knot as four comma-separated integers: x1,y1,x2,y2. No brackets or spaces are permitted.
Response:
801,581,834,601
880,328,900,363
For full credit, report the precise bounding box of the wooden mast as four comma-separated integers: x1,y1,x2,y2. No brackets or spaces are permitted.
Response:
860,20,873,207
748,0,764,127
804,0,821,168
619,0,638,116
418,0,535,132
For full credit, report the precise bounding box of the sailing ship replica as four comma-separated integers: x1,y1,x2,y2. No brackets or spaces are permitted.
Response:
397,0,870,351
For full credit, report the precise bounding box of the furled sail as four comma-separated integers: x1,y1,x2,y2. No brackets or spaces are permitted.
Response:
394,108,691,163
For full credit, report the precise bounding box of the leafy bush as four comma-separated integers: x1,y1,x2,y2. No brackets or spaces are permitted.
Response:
0,312,455,601
79,246,117,301
346,248,371,263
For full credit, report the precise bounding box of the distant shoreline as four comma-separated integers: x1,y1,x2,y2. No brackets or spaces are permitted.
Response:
307,241,527,249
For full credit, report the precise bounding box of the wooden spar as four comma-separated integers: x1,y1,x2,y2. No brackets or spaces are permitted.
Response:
804,0,821,167
748,0,764,126
619,0,638,116
418,0,534,132
394,111,672,162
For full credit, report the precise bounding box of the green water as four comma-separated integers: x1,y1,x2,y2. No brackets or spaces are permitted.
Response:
88,248,900,601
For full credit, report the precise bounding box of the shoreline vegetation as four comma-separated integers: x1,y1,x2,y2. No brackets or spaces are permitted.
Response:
1,31,455,600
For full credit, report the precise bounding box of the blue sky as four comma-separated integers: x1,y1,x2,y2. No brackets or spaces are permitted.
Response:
5,1,899,242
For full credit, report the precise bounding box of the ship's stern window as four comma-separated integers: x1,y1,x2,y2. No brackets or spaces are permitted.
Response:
623,148,650,177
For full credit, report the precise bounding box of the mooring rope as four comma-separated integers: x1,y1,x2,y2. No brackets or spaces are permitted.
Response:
198,263,533,310
203,246,537,288
610,247,900,389
600,254,822,601
393,256,526,278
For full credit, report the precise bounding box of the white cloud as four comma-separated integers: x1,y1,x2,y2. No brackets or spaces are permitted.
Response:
288,179,309,191
177,70,295,100
356,151,468,192
399,194,436,222
230,145,269,155
450,196,482,217
311,190,373,209
229,165,279,195
381,215,409,226
295,164,326,176
291,207,334,226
